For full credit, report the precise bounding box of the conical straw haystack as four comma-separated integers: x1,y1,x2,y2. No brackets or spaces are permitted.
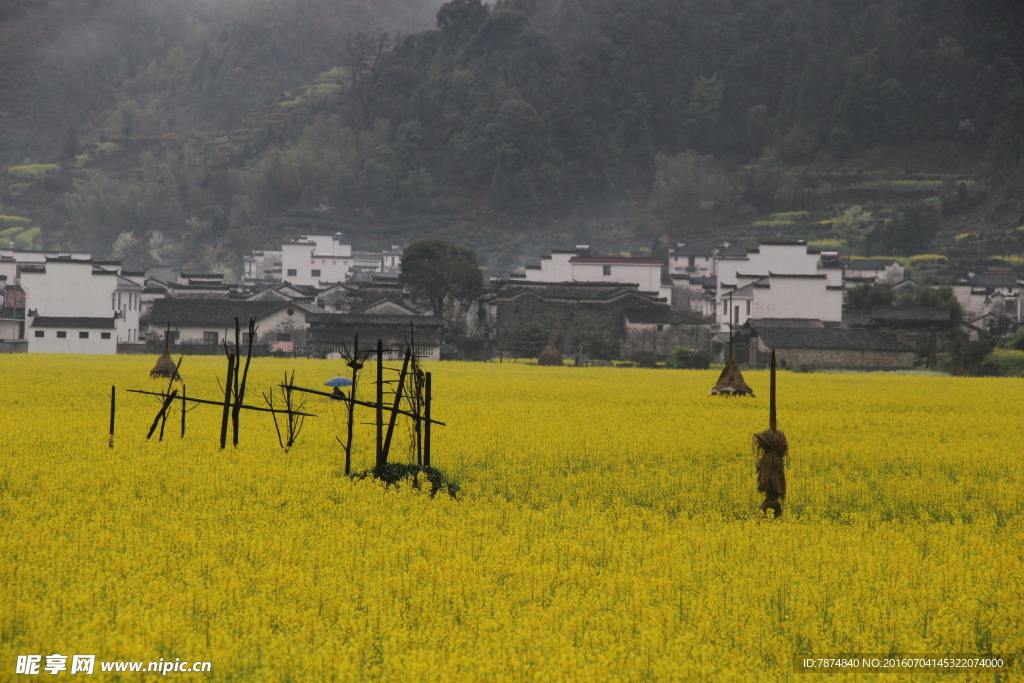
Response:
537,336,563,366
150,342,180,380
708,353,753,396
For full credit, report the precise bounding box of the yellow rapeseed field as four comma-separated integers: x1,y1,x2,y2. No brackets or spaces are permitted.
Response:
1,354,1022,682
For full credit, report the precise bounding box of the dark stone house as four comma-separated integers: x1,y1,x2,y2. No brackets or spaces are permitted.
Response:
306,313,443,360
750,325,916,371
493,280,694,360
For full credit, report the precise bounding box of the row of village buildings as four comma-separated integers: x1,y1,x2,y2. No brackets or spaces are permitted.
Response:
1,233,1021,370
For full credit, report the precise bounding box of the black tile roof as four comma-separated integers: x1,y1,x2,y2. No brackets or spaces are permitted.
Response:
846,259,901,271
624,308,709,325
498,281,656,302
756,326,913,352
670,241,719,258
307,314,443,345
747,318,825,328
717,242,755,258
148,299,290,326
870,306,951,322
971,272,1024,288
842,310,873,327
31,316,116,329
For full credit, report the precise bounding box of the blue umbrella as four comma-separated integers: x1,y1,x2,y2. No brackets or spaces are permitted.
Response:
324,376,354,388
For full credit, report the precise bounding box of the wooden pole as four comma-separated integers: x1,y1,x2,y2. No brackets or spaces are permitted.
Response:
769,350,777,431
108,386,116,448
180,384,187,438
158,390,173,441
127,388,315,416
424,372,432,468
147,389,178,440
232,318,256,447
376,339,383,468
380,347,411,471
220,350,235,450
279,385,443,424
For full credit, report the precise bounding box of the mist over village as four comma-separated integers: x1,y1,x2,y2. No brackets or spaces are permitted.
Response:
2,1,1023,680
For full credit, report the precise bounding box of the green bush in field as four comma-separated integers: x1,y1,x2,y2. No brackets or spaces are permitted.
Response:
665,346,712,369
8,184,30,199
0,215,32,229
981,349,1024,377
7,164,59,180
14,227,41,249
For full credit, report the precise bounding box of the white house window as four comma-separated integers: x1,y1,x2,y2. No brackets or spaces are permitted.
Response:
204,331,219,344
311,269,321,277
79,331,89,339
657,324,664,332
57,331,67,338
287,269,297,276
34,330,44,338
101,332,111,339
746,300,751,315
603,265,611,276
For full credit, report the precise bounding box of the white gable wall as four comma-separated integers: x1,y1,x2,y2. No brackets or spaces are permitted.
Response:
22,261,116,318
282,239,353,287
751,276,843,321
524,252,574,282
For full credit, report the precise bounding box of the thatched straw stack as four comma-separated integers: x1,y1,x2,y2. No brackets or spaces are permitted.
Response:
537,337,563,366
708,354,754,396
754,428,787,517
753,350,786,517
150,344,180,380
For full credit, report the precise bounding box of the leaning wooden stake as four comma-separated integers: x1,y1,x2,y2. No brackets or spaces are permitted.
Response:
754,350,787,518
379,347,411,476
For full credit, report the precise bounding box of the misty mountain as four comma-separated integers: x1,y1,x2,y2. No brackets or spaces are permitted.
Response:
0,0,444,160
1,0,1023,273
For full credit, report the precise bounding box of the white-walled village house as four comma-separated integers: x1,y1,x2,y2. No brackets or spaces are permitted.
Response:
513,246,673,304
20,258,141,354
712,241,844,328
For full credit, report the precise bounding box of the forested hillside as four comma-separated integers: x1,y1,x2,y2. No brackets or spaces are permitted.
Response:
2,0,1023,274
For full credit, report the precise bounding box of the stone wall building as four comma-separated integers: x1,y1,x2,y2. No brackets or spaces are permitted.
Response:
306,313,443,360
750,325,916,371
493,281,670,359
622,309,711,361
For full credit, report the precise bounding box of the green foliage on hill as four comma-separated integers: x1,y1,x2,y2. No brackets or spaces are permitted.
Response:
2,0,1023,268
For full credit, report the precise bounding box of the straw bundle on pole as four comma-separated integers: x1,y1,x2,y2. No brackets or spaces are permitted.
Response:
753,350,787,517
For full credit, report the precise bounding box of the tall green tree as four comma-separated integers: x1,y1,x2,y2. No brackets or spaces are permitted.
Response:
400,239,484,324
